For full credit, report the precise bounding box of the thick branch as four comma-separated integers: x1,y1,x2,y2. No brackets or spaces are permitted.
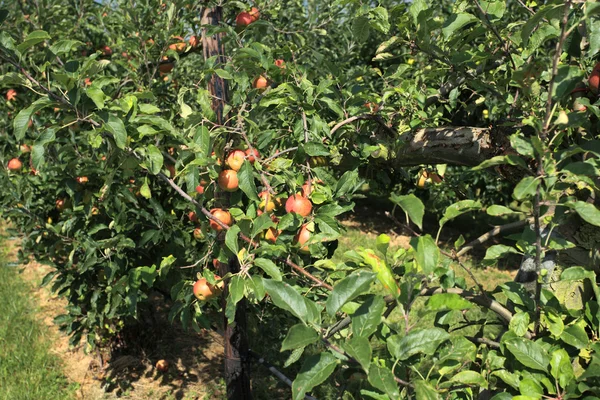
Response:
392,126,497,166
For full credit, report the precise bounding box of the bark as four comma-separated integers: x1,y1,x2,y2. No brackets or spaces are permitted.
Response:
202,6,252,399
392,126,498,167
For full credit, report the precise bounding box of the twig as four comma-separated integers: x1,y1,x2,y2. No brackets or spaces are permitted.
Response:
330,114,395,136
153,171,333,291
248,351,317,400
542,0,572,138
262,147,298,163
472,0,516,70
456,219,530,258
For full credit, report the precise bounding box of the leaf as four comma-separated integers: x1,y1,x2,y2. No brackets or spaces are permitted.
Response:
225,276,245,323
552,65,583,101
450,371,488,388
104,115,127,149
487,205,519,216
292,353,338,400
504,337,550,372
367,365,400,399
352,295,386,338
414,380,442,400
263,279,318,325
390,193,424,230
13,97,53,140
389,328,450,360
140,180,151,198
426,293,473,310
509,311,530,337
326,271,376,316
439,200,481,228
569,201,600,227
442,13,477,39
251,212,275,237
281,324,319,351
352,15,370,42
303,142,330,156
225,225,240,255
336,169,360,197
17,30,50,53
86,86,107,109
560,324,589,349
483,245,520,265
412,234,439,274
254,258,282,281
237,160,259,201
344,336,371,372
369,7,390,34
145,144,163,175
49,39,84,55
358,249,400,296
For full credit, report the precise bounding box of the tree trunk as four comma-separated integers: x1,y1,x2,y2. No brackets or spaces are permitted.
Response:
202,6,253,399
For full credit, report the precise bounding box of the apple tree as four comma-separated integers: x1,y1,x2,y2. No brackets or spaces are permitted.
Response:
1,0,600,399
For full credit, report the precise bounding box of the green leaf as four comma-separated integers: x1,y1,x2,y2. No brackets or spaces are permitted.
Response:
140,180,151,199
281,324,319,351
511,134,535,157
439,200,481,228
303,142,330,156
344,336,371,372
352,15,371,42
254,258,282,281
552,65,584,101
390,193,424,230
292,353,338,400
560,324,589,349
336,169,360,197
13,97,53,140
389,328,450,360
442,13,477,39
49,39,84,55
87,86,108,110
414,380,442,400
550,348,574,389
251,213,275,238
426,293,473,310
237,161,259,201
513,176,540,201
17,30,50,53
145,144,163,175
509,311,530,337
569,201,600,226
104,115,127,149
352,295,386,338
450,371,488,389
369,7,390,34
412,234,439,274
483,245,520,265
225,225,240,254
326,271,376,316
263,279,319,325
487,205,519,216
504,337,550,372
367,365,400,399
225,275,245,324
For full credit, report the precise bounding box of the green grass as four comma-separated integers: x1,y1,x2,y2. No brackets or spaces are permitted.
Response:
0,238,77,400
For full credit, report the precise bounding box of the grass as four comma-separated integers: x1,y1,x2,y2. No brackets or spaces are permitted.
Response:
0,235,77,400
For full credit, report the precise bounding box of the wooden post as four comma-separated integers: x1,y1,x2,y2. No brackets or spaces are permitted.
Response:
201,6,253,399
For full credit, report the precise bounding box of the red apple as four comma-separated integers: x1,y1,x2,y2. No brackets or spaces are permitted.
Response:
294,224,312,253
589,62,600,95
236,11,253,27
193,277,223,300
7,158,22,171
285,194,312,217
226,150,246,171
209,208,232,231
245,148,259,163
253,75,268,90
218,169,239,192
